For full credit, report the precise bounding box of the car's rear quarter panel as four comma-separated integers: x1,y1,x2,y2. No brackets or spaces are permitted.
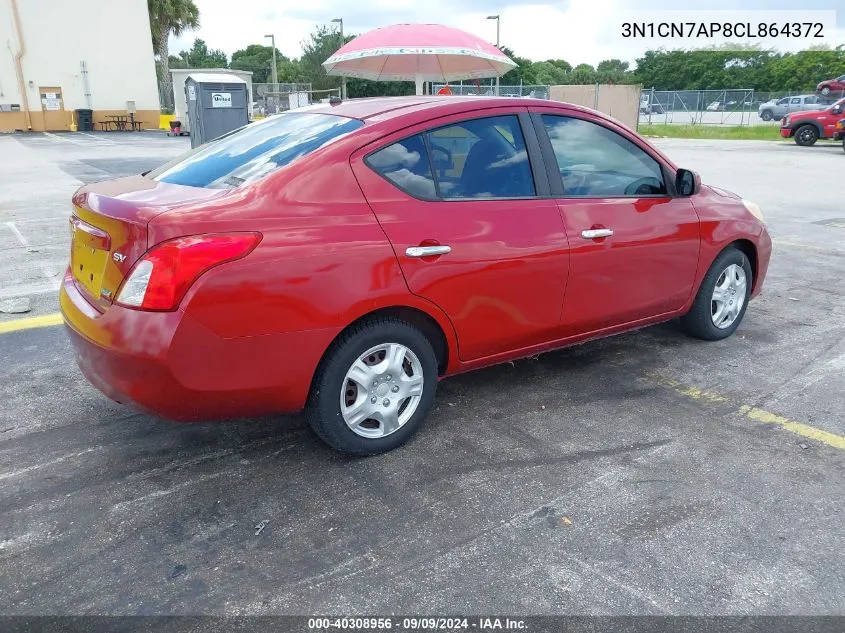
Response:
152,137,459,409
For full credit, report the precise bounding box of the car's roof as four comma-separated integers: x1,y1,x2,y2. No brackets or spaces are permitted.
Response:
295,96,560,121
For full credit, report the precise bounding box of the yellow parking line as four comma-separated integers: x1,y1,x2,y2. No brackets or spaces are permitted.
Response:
646,372,845,451
0,312,64,335
645,372,727,404
739,406,845,451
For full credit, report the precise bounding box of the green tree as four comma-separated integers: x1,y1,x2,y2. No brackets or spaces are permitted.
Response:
531,61,569,85
499,46,538,85
148,0,200,109
230,44,307,84
170,38,227,69
300,24,354,91
597,59,629,74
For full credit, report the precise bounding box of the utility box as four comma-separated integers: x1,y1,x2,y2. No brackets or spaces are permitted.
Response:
185,73,249,148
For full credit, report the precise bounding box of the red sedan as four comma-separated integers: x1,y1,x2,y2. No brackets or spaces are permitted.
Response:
61,97,771,455
817,74,845,96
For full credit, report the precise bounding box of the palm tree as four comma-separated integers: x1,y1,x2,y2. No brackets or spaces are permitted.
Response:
148,0,200,109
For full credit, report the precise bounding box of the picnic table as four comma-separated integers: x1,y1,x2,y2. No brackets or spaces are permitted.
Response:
100,114,141,131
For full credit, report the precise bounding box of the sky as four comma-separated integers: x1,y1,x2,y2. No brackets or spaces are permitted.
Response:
171,0,844,68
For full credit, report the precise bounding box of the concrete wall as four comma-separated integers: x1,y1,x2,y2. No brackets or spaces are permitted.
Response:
171,69,254,132
0,0,159,131
549,84,643,130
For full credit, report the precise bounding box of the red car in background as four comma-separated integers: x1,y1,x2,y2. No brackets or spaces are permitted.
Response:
61,97,771,455
817,74,845,96
780,97,845,145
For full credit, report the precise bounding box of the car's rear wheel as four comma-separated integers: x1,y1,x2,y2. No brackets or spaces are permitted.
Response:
760,110,773,121
680,247,753,341
794,124,819,146
305,317,438,455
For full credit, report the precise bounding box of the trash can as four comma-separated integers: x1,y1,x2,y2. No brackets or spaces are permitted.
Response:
75,109,94,132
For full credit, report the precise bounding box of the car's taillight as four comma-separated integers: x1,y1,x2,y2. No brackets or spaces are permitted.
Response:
115,232,262,311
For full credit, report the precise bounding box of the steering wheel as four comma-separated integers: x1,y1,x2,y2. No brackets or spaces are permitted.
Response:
624,177,663,196
429,143,453,175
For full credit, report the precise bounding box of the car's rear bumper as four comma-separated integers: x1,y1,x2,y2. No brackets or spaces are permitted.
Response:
60,269,336,421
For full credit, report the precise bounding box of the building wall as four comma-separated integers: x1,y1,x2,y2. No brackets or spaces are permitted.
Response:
0,0,159,132
549,84,643,130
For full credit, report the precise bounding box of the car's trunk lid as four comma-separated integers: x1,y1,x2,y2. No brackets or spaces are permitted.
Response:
70,175,229,311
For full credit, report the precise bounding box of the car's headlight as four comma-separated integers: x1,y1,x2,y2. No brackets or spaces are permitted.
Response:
743,199,765,224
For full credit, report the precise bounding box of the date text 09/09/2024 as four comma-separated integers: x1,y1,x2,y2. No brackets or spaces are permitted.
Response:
622,22,824,38
308,617,527,630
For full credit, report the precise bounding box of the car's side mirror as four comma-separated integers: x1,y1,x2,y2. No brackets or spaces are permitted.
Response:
833,106,843,115
675,168,700,196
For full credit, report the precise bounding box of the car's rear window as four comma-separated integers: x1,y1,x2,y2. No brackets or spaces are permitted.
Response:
148,112,363,189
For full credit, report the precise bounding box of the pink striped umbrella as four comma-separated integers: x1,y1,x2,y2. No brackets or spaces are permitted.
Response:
322,23,516,95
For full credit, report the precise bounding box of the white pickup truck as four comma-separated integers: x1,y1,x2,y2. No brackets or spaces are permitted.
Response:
758,95,825,121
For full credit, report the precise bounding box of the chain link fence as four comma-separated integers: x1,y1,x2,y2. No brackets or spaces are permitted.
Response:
639,88,845,126
252,83,342,117
432,84,551,99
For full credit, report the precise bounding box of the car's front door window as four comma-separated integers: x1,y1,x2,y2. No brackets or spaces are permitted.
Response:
541,115,666,197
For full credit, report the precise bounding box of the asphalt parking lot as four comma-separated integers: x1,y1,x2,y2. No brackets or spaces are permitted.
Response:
1,131,844,616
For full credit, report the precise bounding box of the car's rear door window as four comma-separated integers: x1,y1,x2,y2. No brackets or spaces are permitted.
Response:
541,115,666,197
426,115,535,199
148,112,363,189
367,115,536,200
365,135,437,199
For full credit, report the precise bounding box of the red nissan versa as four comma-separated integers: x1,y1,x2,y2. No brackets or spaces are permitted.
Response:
61,97,771,455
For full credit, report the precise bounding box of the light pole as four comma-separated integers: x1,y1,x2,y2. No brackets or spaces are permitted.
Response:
331,18,346,99
264,34,278,87
487,15,500,95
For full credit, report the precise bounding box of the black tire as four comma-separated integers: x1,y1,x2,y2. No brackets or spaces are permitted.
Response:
760,110,773,121
305,317,438,455
794,124,819,146
680,247,753,341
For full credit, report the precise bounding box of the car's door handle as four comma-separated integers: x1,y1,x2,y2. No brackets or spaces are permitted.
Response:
406,245,452,258
581,228,614,239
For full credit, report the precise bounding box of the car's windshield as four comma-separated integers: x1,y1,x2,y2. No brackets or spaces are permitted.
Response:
147,112,363,189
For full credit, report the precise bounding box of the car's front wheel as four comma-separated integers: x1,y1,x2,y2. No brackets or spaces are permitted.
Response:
305,317,438,455
794,124,819,146
760,110,773,121
820,86,831,96
680,247,753,341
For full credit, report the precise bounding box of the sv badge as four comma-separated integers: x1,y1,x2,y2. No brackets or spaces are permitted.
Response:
113,252,127,263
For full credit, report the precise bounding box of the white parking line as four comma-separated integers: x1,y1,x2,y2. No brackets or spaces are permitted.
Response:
5,221,63,283
43,132,86,146
5,221,29,246
77,132,115,144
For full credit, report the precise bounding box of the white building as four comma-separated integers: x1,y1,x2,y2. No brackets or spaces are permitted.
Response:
0,0,160,132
